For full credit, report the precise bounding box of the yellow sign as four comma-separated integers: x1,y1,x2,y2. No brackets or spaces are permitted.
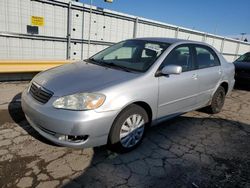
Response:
31,16,44,26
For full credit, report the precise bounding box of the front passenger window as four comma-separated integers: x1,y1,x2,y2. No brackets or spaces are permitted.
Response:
161,46,193,72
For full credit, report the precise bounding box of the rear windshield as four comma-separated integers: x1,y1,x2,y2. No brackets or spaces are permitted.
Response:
236,53,250,62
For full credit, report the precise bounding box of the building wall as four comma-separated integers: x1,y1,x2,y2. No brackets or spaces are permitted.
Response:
0,0,249,62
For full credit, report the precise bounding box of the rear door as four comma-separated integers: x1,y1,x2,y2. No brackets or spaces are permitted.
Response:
193,45,222,106
157,44,199,118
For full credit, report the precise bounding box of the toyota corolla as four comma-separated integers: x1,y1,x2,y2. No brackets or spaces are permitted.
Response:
21,38,235,152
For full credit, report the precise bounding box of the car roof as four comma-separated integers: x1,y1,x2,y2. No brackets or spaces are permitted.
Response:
134,37,192,44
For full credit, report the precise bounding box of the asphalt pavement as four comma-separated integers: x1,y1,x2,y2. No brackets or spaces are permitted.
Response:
0,82,249,188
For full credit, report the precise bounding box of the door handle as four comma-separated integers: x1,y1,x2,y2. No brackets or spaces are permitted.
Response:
192,74,198,80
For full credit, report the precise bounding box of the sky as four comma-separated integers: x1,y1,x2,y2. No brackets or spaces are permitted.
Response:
79,0,250,39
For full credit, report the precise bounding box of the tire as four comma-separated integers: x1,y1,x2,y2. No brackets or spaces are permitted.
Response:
108,104,149,153
205,86,226,114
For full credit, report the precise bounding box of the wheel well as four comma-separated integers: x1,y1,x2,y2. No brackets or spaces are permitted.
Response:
107,101,153,145
133,101,152,123
220,82,228,94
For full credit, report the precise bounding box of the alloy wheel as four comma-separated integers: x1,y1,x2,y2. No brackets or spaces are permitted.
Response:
119,114,145,148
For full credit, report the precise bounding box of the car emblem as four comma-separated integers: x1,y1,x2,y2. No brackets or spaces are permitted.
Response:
35,87,40,95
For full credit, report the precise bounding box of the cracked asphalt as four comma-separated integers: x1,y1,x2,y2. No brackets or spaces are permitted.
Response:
0,82,250,188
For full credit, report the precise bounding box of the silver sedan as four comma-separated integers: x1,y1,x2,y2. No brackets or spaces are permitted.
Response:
21,38,235,152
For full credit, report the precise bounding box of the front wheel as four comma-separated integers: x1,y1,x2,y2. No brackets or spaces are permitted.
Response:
108,104,148,153
206,86,226,114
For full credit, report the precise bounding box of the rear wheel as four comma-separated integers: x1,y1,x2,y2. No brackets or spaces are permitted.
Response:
206,86,226,114
108,104,148,153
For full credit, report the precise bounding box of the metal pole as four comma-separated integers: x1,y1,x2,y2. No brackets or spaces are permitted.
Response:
211,25,218,46
202,33,206,42
220,38,225,53
133,17,138,38
81,4,85,60
87,0,93,58
67,1,72,59
175,27,179,38
234,42,240,61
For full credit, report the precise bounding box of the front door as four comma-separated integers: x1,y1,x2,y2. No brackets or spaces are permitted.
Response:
157,45,199,118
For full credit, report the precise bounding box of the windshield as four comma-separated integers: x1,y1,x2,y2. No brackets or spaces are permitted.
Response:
236,53,250,62
89,40,170,72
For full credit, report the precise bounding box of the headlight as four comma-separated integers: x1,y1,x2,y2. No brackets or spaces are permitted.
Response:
53,93,105,110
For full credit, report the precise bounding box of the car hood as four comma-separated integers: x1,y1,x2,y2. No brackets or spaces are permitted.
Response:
33,61,138,96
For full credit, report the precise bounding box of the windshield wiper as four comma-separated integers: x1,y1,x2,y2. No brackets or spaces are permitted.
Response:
87,58,109,67
103,62,133,72
88,58,102,64
88,58,133,72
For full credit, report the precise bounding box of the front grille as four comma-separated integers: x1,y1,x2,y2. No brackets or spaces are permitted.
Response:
29,82,53,104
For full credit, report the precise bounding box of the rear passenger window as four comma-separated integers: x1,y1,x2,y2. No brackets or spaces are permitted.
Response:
161,46,194,72
195,46,220,69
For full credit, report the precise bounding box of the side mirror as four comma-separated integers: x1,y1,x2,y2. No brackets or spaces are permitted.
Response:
159,65,182,76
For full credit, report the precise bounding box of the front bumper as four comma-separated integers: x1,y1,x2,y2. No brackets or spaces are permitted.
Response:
21,89,119,148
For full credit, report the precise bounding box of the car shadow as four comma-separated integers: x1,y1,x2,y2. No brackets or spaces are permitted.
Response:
62,116,250,188
8,92,58,146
